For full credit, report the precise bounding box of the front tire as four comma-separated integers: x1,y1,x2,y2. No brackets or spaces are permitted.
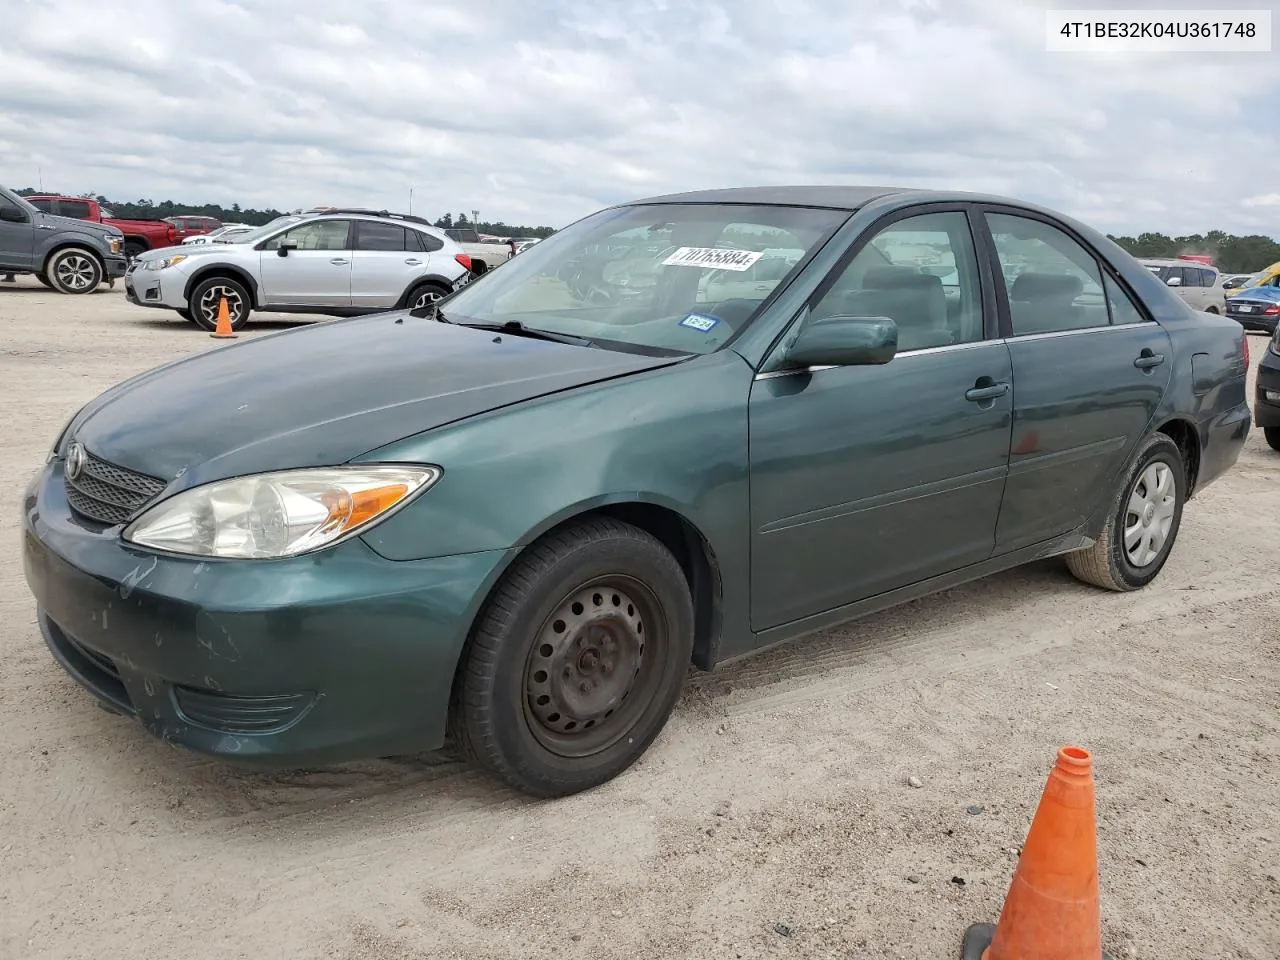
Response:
35,272,53,290
45,248,103,294
1265,426,1280,452
188,276,251,331
1066,433,1186,591
451,518,694,797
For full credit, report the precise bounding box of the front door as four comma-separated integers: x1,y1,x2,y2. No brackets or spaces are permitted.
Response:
979,209,1173,553
0,194,35,270
258,219,353,307
748,209,1013,631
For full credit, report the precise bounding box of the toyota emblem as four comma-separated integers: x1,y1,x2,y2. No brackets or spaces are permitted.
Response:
65,442,86,481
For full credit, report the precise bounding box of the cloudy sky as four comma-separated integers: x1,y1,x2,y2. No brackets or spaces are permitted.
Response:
1,0,1277,235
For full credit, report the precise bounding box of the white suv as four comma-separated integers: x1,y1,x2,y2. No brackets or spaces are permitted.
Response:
1138,258,1226,314
124,211,473,332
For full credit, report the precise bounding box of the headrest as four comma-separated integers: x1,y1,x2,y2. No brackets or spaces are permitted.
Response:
864,266,942,291
1010,272,1083,302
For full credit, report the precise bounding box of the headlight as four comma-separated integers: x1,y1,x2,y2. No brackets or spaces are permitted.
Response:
142,254,188,270
106,237,122,254
122,465,441,559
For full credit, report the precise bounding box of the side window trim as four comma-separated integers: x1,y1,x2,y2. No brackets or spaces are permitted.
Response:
974,204,1148,338
802,202,999,346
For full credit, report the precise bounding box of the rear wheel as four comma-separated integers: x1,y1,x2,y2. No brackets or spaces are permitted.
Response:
1265,427,1280,452
1066,433,1185,591
188,276,251,331
406,280,450,310
450,518,694,797
1204,306,1219,315
45,248,103,294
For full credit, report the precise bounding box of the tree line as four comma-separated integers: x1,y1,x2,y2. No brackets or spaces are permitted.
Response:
11,188,557,239
1107,231,1279,273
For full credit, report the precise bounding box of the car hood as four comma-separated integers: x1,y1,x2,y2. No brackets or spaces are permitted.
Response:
37,212,122,238
138,241,240,261
66,313,684,488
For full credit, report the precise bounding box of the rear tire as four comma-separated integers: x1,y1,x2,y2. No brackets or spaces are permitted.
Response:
45,248,103,294
1066,433,1185,591
1265,427,1280,452
124,241,147,262
1204,306,1219,315
406,280,450,310
188,276,251,331
450,518,694,797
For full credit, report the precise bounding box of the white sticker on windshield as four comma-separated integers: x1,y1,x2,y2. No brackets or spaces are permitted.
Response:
662,247,764,272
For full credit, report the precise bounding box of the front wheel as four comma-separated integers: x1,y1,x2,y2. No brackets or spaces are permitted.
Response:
188,276,251,331
1265,426,1280,452
1066,433,1186,591
35,272,53,290
450,518,694,797
45,248,103,294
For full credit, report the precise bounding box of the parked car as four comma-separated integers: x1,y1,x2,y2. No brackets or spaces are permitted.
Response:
1226,285,1280,334
1222,273,1253,290
23,185,1250,797
1138,258,1225,314
0,185,127,293
1226,261,1280,299
164,215,222,242
123,210,472,331
182,223,251,245
23,195,178,261
1255,325,1280,451
443,226,512,273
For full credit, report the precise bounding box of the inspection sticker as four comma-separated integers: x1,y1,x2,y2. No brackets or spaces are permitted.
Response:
679,313,720,332
662,246,764,271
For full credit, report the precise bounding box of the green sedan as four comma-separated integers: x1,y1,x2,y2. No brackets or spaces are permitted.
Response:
22,186,1251,797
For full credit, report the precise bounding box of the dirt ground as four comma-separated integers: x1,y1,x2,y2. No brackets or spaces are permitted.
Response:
1,275,1276,960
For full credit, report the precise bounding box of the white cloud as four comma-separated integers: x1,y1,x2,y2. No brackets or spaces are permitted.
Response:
0,0,1276,236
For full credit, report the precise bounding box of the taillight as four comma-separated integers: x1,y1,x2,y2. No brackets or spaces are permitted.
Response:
1264,304,1280,315
455,253,472,272
168,225,177,243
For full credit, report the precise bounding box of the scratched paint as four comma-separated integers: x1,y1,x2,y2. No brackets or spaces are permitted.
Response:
118,557,158,600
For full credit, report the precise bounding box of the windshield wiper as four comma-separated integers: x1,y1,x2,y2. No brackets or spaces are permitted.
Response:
454,320,595,348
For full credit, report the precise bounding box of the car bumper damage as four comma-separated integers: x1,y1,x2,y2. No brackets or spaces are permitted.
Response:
22,461,511,765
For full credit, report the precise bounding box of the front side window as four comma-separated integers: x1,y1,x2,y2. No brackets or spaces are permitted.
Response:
810,211,984,351
986,213,1108,335
28,198,55,213
58,200,92,220
263,219,351,251
438,203,848,356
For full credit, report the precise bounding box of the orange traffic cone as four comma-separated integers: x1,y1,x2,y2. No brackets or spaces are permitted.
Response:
210,296,237,339
962,746,1113,960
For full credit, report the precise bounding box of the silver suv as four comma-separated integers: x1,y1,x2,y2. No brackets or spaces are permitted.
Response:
124,211,473,331
1138,258,1226,315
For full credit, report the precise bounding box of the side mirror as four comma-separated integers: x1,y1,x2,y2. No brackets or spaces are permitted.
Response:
277,241,298,257
0,206,27,223
1166,276,1182,287
786,316,898,368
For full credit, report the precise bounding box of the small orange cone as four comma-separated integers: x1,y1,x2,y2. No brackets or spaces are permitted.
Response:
210,296,237,339
962,746,1113,960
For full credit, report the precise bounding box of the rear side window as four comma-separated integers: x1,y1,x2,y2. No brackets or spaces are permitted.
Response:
1198,268,1216,287
985,213,1108,335
406,229,444,253
356,221,409,251
58,199,92,220
1102,274,1147,326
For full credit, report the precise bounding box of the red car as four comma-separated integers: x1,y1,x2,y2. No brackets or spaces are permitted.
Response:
24,196,178,260
164,215,222,243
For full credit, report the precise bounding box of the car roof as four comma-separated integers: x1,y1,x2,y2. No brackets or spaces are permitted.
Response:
625,185,911,210
1139,257,1216,268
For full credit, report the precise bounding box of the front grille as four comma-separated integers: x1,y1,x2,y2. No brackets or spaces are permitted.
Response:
64,450,167,526
173,688,313,734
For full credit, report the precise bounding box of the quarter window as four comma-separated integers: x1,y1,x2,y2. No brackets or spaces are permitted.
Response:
1102,274,1148,326
985,213,1108,335
811,211,984,351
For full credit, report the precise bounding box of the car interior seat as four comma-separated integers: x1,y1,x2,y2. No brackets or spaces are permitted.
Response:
1009,272,1085,333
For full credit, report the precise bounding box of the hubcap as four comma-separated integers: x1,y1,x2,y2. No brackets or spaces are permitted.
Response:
198,285,244,325
413,289,443,308
524,580,660,758
55,255,97,291
1124,461,1176,567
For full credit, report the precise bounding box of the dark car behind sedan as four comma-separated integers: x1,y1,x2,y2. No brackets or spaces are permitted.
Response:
1254,324,1280,451
1226,285,1280,334
22,185,1251,798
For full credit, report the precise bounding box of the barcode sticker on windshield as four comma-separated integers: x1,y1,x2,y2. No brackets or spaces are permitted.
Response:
662,247,764,271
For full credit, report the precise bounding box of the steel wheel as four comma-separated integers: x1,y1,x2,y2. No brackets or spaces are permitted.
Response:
49,250,102,293
1123,462,1176,567
523,578,663,758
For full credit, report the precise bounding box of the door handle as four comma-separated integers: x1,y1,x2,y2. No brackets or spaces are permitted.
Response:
1133,351,1165,369
965,381,1010,402
404,258,422,265
329,258,349,265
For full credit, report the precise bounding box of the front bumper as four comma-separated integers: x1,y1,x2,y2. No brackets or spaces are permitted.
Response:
1255,350,1280,429
103,254,128,280
123,263,189,310
22,461,512,765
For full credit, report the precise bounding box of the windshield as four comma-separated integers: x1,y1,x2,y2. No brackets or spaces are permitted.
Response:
1239,265,1279,289
231,215,305,245
439,203,848,355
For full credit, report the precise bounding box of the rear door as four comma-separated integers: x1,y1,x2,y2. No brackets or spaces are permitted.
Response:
979,208,1173,554
350,221,434,308
257,219,353,307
